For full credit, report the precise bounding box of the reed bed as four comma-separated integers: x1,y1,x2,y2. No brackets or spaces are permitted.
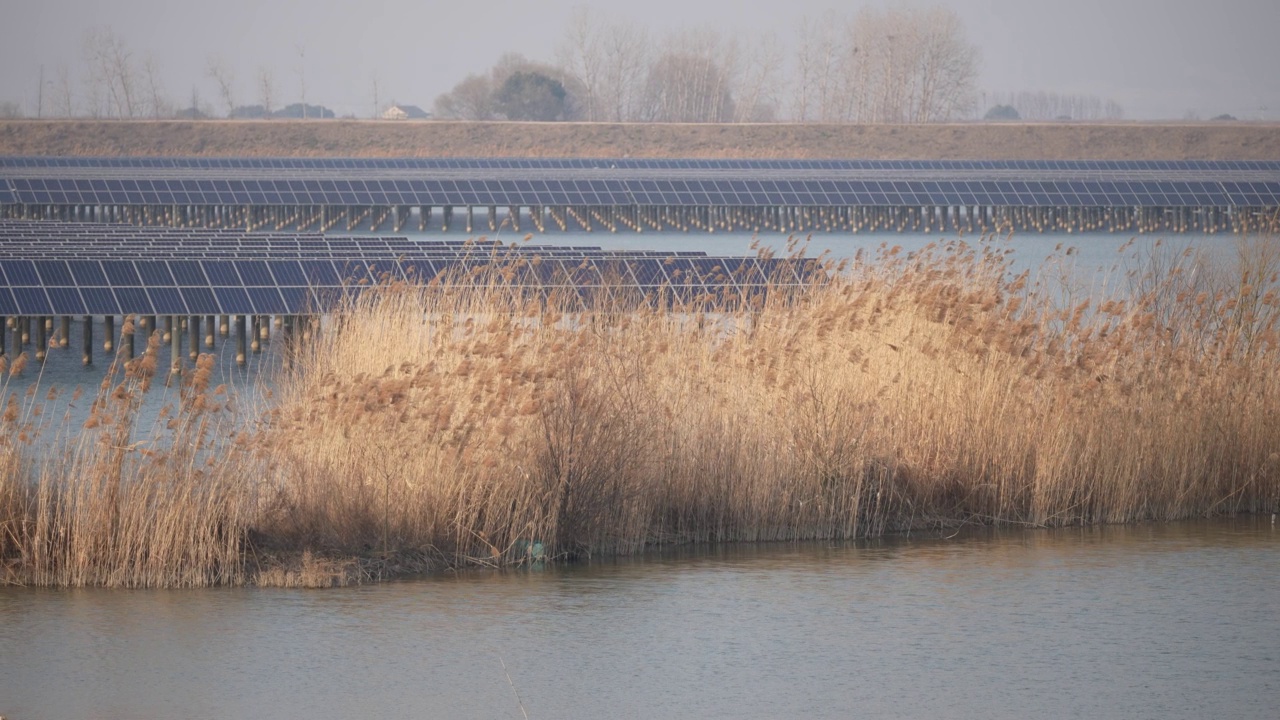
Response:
0,327,255,587
2,232,1278,587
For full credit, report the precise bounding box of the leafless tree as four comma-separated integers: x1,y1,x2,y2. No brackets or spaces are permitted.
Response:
734,32,782,122
83,27,140,118
908,7,980,122
206,58,236,118
641,30,735,123
258,67,277,117
52,64,75,117
142,56,171,119
792,12,846,122
802,8,976,122
556,9,651,122
556,7,604,121
599,21,650,121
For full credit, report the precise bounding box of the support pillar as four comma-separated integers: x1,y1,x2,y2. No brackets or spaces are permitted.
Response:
236,315,247,366
82,315,92,365
189,315,200,361
123,316,134,360
35,317,46,362
170,316,182,375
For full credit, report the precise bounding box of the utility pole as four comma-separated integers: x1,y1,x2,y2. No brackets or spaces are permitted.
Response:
37,64,44,118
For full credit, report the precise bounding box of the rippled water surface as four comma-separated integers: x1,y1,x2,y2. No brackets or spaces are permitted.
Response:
2,518,1277,720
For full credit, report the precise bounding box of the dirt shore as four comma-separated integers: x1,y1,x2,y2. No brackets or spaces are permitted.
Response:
1,120,1277,160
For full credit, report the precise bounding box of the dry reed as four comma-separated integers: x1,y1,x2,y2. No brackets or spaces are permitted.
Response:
2,231,1277,587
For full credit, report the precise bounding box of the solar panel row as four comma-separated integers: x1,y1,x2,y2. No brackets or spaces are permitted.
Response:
0,221,813,316
0,220,708,259
0,257,809,316
8,177,1277,208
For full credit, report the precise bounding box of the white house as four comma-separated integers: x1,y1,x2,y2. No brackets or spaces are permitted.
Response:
382,104,431,120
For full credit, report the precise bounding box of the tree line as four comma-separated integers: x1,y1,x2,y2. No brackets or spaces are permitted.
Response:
8,6,1129,123
435,6,988,123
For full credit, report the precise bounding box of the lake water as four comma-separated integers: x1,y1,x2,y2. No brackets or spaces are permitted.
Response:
2,518,1276,719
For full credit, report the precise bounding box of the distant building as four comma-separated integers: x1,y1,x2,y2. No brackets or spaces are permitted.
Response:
382,104,431,120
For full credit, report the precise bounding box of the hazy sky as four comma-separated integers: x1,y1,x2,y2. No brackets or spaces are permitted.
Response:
3,0,1277,120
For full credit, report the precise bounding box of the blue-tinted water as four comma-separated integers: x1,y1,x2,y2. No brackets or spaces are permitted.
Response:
1,518,1275,720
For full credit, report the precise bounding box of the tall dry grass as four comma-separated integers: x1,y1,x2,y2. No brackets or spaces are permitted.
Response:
258,233,1280,569
1,326,255,587
2,232,1278,586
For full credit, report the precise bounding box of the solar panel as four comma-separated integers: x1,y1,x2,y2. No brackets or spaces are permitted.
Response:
179,287,219,315
4,156,1277,209
80,287,121,315
12,286,52,315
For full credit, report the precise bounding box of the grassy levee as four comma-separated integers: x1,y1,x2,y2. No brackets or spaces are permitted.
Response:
2,120,1279,160
2,234,1279,587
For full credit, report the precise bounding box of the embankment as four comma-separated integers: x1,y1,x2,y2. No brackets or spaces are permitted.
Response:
1,120,1278,159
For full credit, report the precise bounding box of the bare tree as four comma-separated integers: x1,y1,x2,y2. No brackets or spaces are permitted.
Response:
52,64,75,117
83,27,140,118
909,7,979,122
641,30,735,123
556,7,604,121
143,56,171,119
600,20,650,121
258,67,276,117
206,58,236,118
794,12,858,122
829,7,978,123
556,10,650,122
734,32,782,122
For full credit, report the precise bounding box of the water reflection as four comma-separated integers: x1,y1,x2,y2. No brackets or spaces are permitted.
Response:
2,518,1275,720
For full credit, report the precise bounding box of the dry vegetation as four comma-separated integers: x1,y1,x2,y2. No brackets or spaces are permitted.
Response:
1,120,1278,160
2,233,1279,587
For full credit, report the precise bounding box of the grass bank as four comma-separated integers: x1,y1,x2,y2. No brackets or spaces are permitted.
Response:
2,234,1278,587
2,120,1278,160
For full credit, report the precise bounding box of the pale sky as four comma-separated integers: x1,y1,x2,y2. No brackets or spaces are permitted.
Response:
2,0,1277,121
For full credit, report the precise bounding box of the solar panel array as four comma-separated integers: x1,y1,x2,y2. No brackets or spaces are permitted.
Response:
7,177,1279,209
2,156,1277,209
0,220,814,317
